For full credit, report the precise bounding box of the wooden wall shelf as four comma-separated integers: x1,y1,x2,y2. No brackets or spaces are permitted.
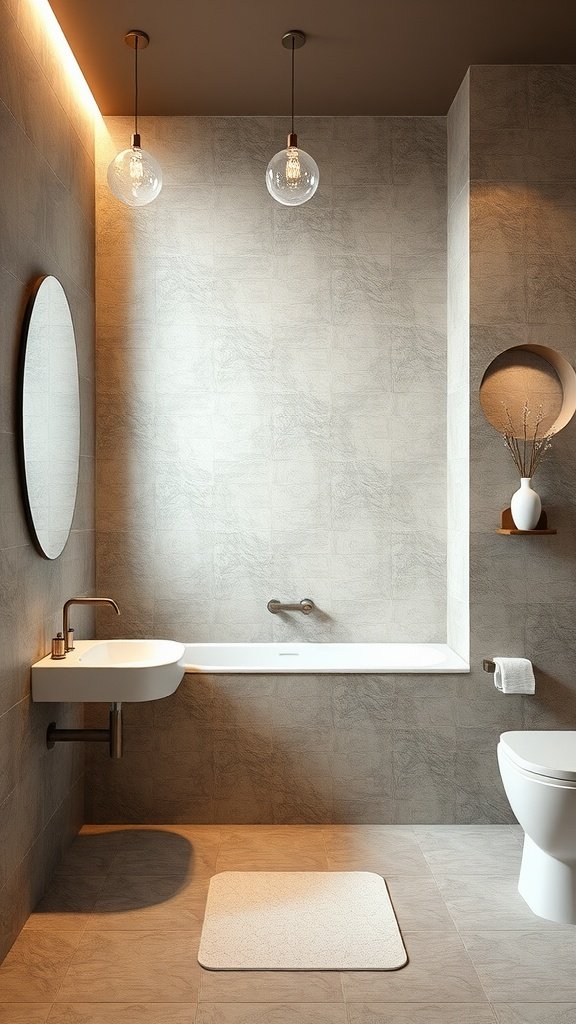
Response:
496,507,557,536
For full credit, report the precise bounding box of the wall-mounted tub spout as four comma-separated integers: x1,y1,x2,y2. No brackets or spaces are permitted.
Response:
267,598,315,615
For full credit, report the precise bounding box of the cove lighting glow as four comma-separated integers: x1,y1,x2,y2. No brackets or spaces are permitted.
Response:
26,0,101,120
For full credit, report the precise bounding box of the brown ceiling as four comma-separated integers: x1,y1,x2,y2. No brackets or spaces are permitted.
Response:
50,0,576,116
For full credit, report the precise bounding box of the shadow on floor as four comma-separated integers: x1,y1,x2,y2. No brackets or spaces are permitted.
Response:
34,827,199,916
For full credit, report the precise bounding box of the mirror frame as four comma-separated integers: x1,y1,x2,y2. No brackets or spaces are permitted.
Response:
18,275,81,560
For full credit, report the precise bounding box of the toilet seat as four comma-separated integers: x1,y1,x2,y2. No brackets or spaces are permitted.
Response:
500,731,576,782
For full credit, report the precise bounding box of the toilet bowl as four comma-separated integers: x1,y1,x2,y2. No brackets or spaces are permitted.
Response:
498,731,576,924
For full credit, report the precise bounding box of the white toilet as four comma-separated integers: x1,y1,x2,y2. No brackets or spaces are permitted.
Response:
498,730,576,924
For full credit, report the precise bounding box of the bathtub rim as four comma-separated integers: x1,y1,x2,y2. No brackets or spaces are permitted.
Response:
181,642,470,674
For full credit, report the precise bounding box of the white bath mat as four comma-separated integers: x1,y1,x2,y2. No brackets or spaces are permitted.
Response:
198,871,407,970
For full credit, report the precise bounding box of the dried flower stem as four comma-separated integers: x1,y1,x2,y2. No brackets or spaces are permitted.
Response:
501,402,554,478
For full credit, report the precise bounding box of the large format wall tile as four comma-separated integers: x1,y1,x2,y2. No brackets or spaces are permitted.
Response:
95,115,446,665
94,106,442,823
464,65,576,819
0,0,95,962
90,76,576,827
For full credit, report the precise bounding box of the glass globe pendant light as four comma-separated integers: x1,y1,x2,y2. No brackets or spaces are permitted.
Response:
266,30,319,207
107,30,162,207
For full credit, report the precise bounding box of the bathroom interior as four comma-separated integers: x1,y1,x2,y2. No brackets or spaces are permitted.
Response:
2,0,576,1019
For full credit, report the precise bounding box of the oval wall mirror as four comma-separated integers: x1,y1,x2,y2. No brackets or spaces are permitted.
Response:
19,275,80,559
479,344,576,439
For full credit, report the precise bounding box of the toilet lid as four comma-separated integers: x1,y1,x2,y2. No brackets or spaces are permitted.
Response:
500,731,576,781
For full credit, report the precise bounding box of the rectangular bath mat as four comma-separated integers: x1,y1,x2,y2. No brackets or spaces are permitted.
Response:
198,871,407,970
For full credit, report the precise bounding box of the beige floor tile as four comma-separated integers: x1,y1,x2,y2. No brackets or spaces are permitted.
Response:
87,873,209,930
47,1004,196,1023
341,931,486,1003
218,827,326,836
199,970,344,1003
507,826,524,844
0,1007,52,1024
461,931,576,1002
492,1005,576,1023
54,830,124,878
112,825,223,845
216,826,328,871
12,823,576,1019
108,827,220,879
347,1006,497,1023
413,827,522,878
322,827,432,877
0,931,83,1002
25,876,106,931
436,875,575,932
56,930,201,1002
78,826,130,835
195,1005,347,1023
386,877,458,932
110,826,222,838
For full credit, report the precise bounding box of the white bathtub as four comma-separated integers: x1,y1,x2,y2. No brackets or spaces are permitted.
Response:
182,643,469,674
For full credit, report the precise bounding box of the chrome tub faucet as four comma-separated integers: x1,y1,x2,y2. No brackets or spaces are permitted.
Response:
267,598,315,615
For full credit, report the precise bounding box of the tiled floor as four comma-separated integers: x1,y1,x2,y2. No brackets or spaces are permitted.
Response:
0,824,575,1022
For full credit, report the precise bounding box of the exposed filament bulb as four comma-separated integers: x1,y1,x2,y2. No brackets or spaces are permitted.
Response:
286,146,302,185
265,130,319,207
129,147,145,184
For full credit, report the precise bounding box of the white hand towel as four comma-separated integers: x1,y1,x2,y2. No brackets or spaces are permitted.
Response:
493,657,535,694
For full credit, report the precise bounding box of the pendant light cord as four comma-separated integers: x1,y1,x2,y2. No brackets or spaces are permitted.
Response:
134,34,139,137
291,36,295,136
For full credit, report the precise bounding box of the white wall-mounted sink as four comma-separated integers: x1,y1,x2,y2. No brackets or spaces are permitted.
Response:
32,639,186,703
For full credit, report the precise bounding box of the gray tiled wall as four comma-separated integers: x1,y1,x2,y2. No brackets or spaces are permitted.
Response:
0,0,95,960
447,73,470,659
95,115,447,645
467,65,576,818
89,69,576,826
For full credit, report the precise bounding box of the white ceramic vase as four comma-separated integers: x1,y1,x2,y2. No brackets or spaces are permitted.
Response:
511,477,542,531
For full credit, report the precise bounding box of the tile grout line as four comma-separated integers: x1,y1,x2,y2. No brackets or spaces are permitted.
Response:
338,969,346,1007
48,830,121,1003
8,825,572,1009
412,833,520,1008
197,825,227,1001
401,828,503,1006
198,824,225,1005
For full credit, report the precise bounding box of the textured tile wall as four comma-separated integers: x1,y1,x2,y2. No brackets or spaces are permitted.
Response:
447,73,470,659
95,115,447,645
0,0,95,961
89,70,576,827
466,66,576,814
91,114,448,824
86,672,466,824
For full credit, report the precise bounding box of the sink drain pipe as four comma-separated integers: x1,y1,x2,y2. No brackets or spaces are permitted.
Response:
47,702,123,759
